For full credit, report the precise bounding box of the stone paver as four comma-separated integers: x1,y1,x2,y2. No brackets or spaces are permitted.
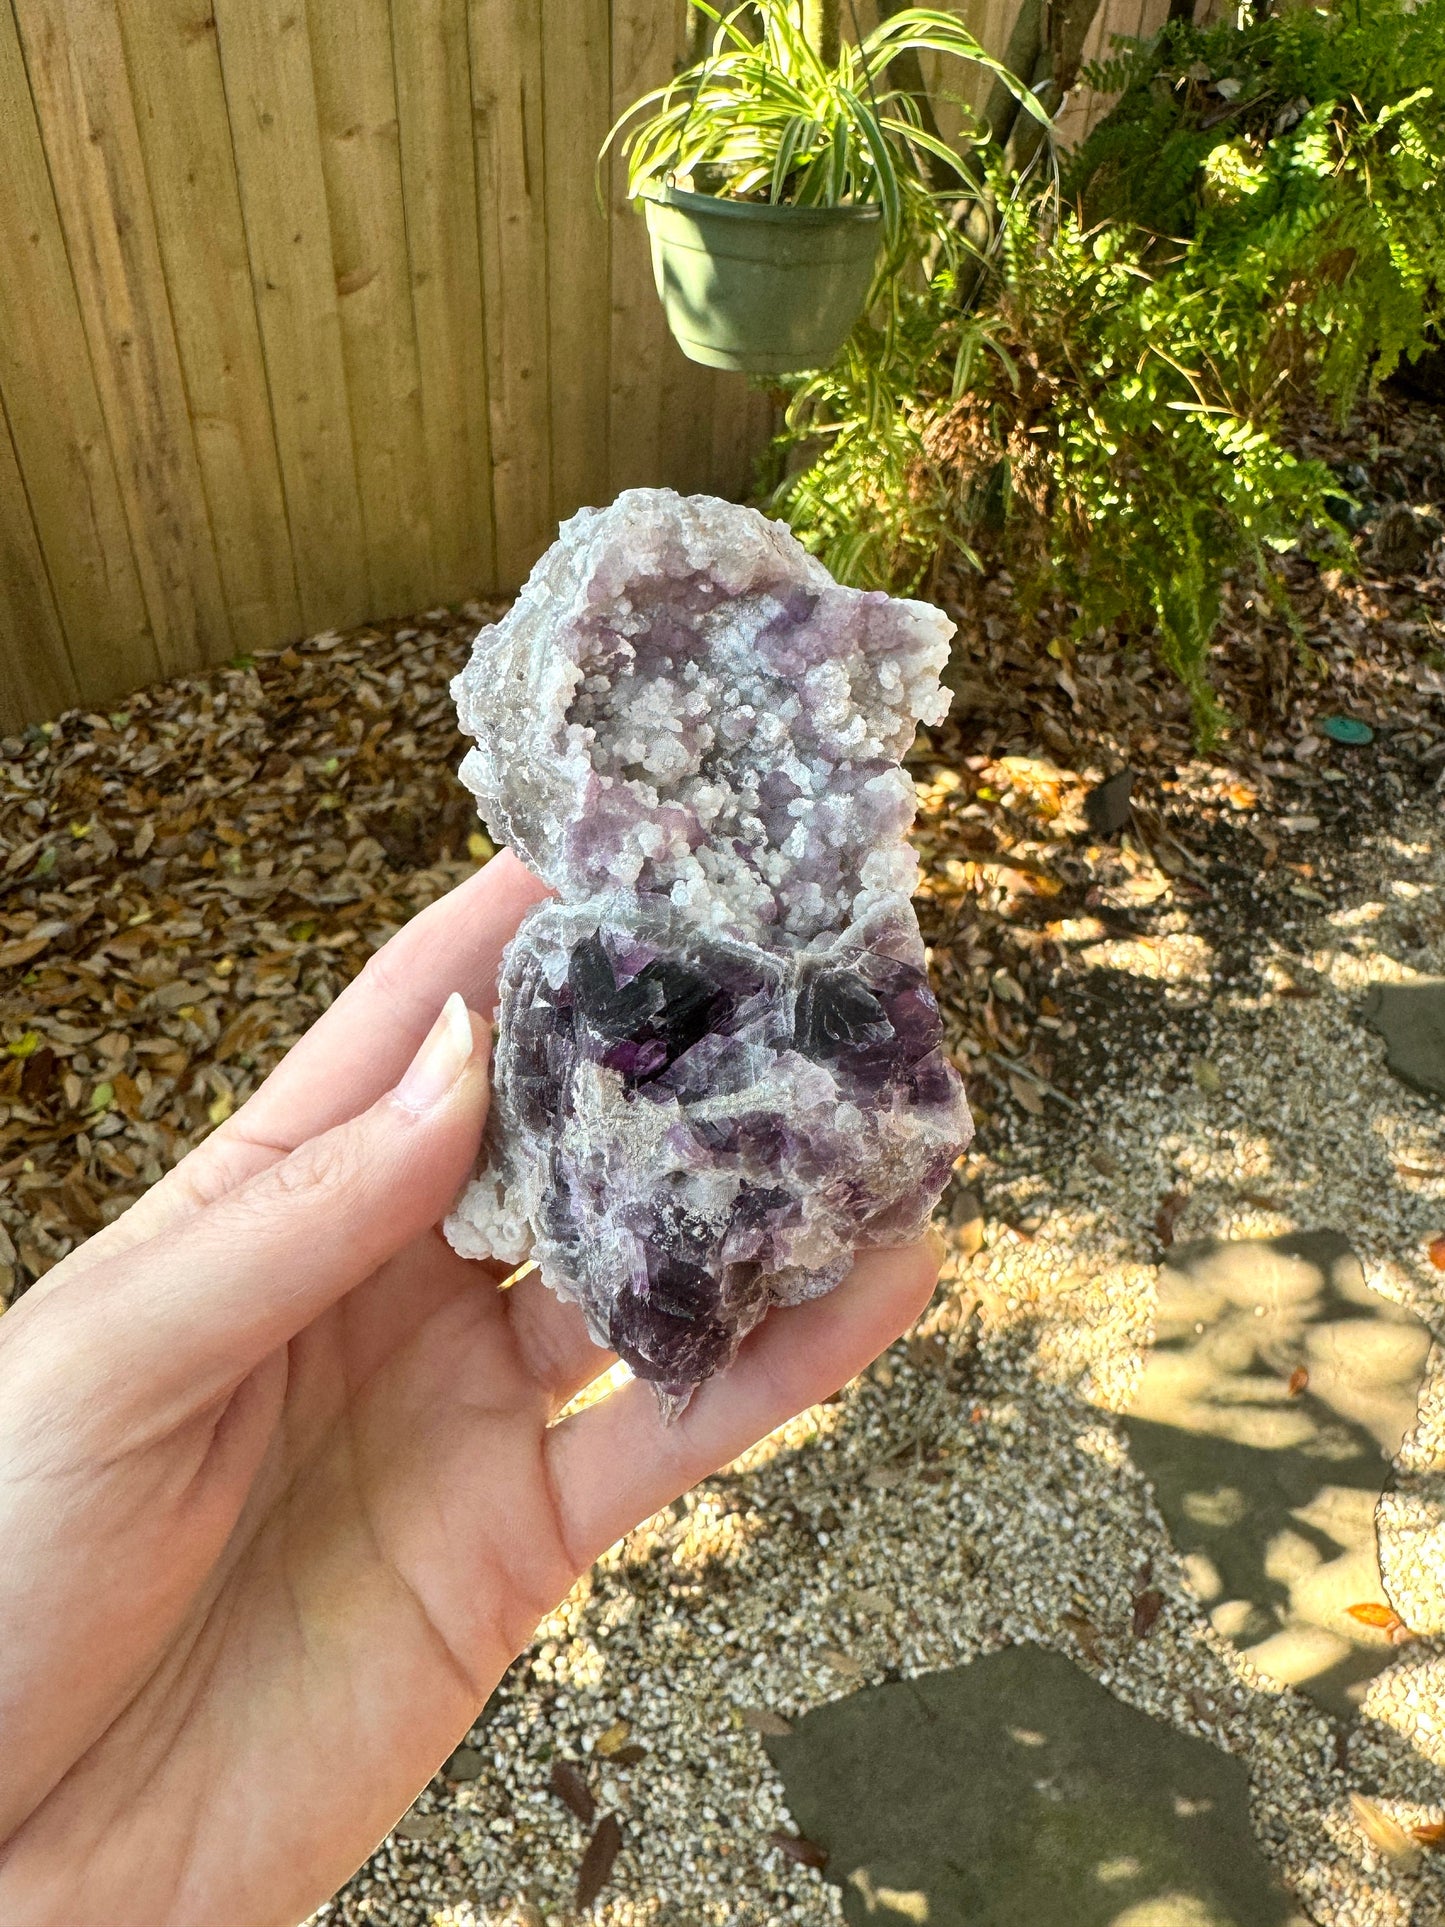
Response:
1363,979,1445,1101
766,1644,1307,1927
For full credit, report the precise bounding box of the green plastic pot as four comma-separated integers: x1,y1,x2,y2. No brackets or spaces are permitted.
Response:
642,185,882,375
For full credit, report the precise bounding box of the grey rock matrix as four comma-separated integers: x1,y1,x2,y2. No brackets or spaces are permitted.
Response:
444,490,972,1415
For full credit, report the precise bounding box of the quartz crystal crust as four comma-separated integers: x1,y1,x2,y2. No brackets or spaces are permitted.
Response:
445,489,972,1415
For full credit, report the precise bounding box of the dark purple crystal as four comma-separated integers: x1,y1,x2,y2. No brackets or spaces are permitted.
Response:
461,896,966,1411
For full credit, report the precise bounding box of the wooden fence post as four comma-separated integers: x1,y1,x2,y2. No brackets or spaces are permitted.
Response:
803,0,840,65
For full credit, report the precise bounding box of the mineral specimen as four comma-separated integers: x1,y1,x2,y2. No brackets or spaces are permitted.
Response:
445,489,972,1415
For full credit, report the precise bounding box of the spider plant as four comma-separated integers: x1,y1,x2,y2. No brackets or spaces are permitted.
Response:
601,0,1050,273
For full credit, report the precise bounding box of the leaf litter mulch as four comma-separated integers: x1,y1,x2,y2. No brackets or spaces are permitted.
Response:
0,605,503,1301
0,391,1443,1925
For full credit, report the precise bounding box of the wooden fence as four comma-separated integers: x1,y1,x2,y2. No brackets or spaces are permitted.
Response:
0,0,1165,731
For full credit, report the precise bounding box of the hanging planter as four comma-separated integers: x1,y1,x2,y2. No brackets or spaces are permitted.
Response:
642,186,882,374
601,3,1049,378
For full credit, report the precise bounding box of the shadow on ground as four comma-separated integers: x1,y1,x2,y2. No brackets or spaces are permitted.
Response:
767,1644,1306,1927
1123,1232,1435,1718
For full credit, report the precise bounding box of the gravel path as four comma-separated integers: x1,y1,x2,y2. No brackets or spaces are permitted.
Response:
320,784,1444,1927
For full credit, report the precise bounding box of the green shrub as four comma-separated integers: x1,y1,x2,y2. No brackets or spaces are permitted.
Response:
768,0,1445,731
1070,0,1445,411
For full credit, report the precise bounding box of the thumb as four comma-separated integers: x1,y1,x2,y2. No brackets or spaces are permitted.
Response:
50,994,492,1423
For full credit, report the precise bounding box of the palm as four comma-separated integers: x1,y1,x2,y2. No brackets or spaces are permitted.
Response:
9,1232,584,1925
0,855,939,1927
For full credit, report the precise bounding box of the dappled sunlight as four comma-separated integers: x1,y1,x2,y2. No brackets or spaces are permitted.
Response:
848,1868,931,1920
1079,931,1216,986
1363,1649,1445,1768
1109,1897,1245,1927
1329,901,1389,929
554,1356,633,1423
1311,942,1436,993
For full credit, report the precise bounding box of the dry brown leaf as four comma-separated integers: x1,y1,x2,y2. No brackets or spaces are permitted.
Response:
0,931,56,969
575,1812,623,1910
1411,1819,1445,1849
1286,1366,1309,1398
1428,1234,1445,1271
1132,1588,1164,1639
1154,1190,1190,1247
59,1172,102,1233
112,1071,143,1119
212,1004,278,1063
768,1831,828,1870
1060,1611,1104,1664
548,1758,595,1826
21,1046,55,1102
740,1707,794,1738
1349,1792,1421,1869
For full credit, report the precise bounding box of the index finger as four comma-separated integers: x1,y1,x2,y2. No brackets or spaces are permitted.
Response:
542,1237,944,1576
53,849,547,1276
234,847,547,1145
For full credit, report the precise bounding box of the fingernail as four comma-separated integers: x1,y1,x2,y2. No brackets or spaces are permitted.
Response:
394,992,485,1114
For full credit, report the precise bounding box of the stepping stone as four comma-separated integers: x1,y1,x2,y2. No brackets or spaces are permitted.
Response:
1363,978,1445,1101
1123,1232,1434,1715
766,1645,1303,1926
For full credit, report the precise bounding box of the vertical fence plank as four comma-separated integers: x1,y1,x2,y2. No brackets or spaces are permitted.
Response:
541,0,612,523
16,0,232,675
607,0,675,496
0,2,158,706
392,0,496,602
710,378,774,505
213,0,369,631
1,0,826,726
654,0,730,499
469,0,553,586
0,393,78,730
307,0,435,616
117,0,302,656
1057,0,1169,147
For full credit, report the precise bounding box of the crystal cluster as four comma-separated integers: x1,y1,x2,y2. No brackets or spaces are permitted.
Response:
444,489,972,1415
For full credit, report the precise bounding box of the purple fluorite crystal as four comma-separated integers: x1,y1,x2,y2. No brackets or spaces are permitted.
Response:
444,489,972,1416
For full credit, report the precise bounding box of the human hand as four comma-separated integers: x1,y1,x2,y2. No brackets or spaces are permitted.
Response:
0,850,942,1927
